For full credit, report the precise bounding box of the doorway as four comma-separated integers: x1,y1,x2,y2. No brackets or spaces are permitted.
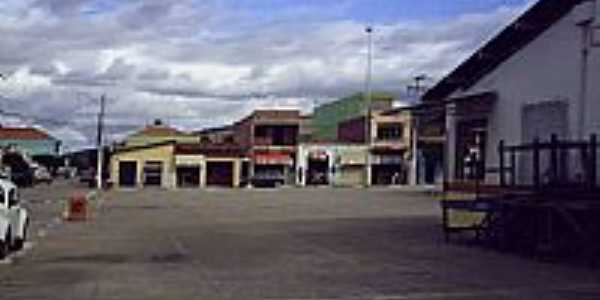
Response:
118,161,137,187
206,161,234,187
307,153,329,185
176,166,201,188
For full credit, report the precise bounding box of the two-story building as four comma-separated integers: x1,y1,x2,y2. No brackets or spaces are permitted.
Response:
233,110,302,186
337,109,413,186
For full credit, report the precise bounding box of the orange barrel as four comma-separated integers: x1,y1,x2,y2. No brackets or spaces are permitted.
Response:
66,193,87,221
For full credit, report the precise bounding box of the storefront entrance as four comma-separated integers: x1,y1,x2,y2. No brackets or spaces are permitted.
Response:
307,151,329,185
206,161,234,187
176,166,201,188
118,161,137,187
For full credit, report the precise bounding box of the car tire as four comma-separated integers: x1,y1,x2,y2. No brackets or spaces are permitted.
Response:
0,232,10,259
12,222,27,251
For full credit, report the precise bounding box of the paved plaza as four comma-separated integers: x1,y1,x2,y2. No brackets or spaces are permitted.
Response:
1,186,599,299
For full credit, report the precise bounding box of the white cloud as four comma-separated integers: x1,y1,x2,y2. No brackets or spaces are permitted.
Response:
0,0,528,149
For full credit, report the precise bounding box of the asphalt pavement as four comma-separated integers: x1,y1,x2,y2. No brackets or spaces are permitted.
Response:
1,186,600,299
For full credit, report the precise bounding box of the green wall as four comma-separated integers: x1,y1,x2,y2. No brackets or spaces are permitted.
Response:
312,92,394,141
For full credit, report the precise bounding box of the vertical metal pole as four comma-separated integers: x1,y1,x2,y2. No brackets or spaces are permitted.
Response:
499,140,505,187
550,134,558,184
96,95,106,190
510,148,516,187
533,138,540,191
578,25,591,141
590,134,597,189
365,26,373,187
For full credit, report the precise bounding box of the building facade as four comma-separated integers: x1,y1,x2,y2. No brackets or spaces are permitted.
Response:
296,143,367,187
233,110,302,185
0,127,61,157
423,0,600,186
336,109,414,186
312,92,394,142
110,142,247,189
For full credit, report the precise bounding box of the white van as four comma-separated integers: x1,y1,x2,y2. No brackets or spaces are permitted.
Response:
0,179,29,258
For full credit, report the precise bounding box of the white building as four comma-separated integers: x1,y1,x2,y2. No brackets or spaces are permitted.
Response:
423,0,600,186
296,144,368,187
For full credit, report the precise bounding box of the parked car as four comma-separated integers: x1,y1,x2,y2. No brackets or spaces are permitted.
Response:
79,168,96,188
34,167,53,185
250,171,286,188
56,166,76,179
0,179,29,259
2,153,34,187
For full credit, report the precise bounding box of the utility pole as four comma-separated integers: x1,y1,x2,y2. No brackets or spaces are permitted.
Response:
365,26,373,187
406,74,429,185
96,94,106,190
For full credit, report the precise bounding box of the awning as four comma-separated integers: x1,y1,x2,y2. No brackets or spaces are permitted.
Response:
447,91,497,119
253,152,293,165
308,150,329,161
372,154,405,165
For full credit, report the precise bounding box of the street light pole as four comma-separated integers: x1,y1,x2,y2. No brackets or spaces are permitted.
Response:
96,94,106,190
365,26,373,187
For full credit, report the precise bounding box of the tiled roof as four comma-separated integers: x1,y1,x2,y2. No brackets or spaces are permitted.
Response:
133,125,186,137
0,127,54,140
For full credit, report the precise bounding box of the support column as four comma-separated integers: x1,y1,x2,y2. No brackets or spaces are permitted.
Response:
365,152,372,187
296,147,306,186
445,103,458,184
410,116,419,185
200,161,206,188
136,160,144,188
233,159,241,188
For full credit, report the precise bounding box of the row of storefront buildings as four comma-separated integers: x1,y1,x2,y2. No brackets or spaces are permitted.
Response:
110,93,445,189
111,0,600,190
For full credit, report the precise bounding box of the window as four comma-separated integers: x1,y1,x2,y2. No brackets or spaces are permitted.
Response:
0,187,4,204
8,189,18,207
377,123,404,141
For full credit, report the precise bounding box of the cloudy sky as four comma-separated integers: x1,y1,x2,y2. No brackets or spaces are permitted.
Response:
0,0,533,150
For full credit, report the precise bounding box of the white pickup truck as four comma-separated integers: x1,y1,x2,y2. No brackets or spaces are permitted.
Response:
0,179,29,259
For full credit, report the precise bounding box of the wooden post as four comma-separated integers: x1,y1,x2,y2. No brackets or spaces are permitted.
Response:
499,140,505,187
510,149,516,186
550,134,559,185
533,138,540,191
591,134,597,189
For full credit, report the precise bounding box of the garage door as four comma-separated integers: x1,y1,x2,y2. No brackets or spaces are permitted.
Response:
119,161,137,187
143,161,163,186
206,161,234,187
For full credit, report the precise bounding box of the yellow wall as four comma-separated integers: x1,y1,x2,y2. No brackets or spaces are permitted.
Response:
335,166,365,187
110,144,176,188
371,111,413,153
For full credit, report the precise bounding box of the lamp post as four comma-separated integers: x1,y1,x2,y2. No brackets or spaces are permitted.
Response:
365,26,373,187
